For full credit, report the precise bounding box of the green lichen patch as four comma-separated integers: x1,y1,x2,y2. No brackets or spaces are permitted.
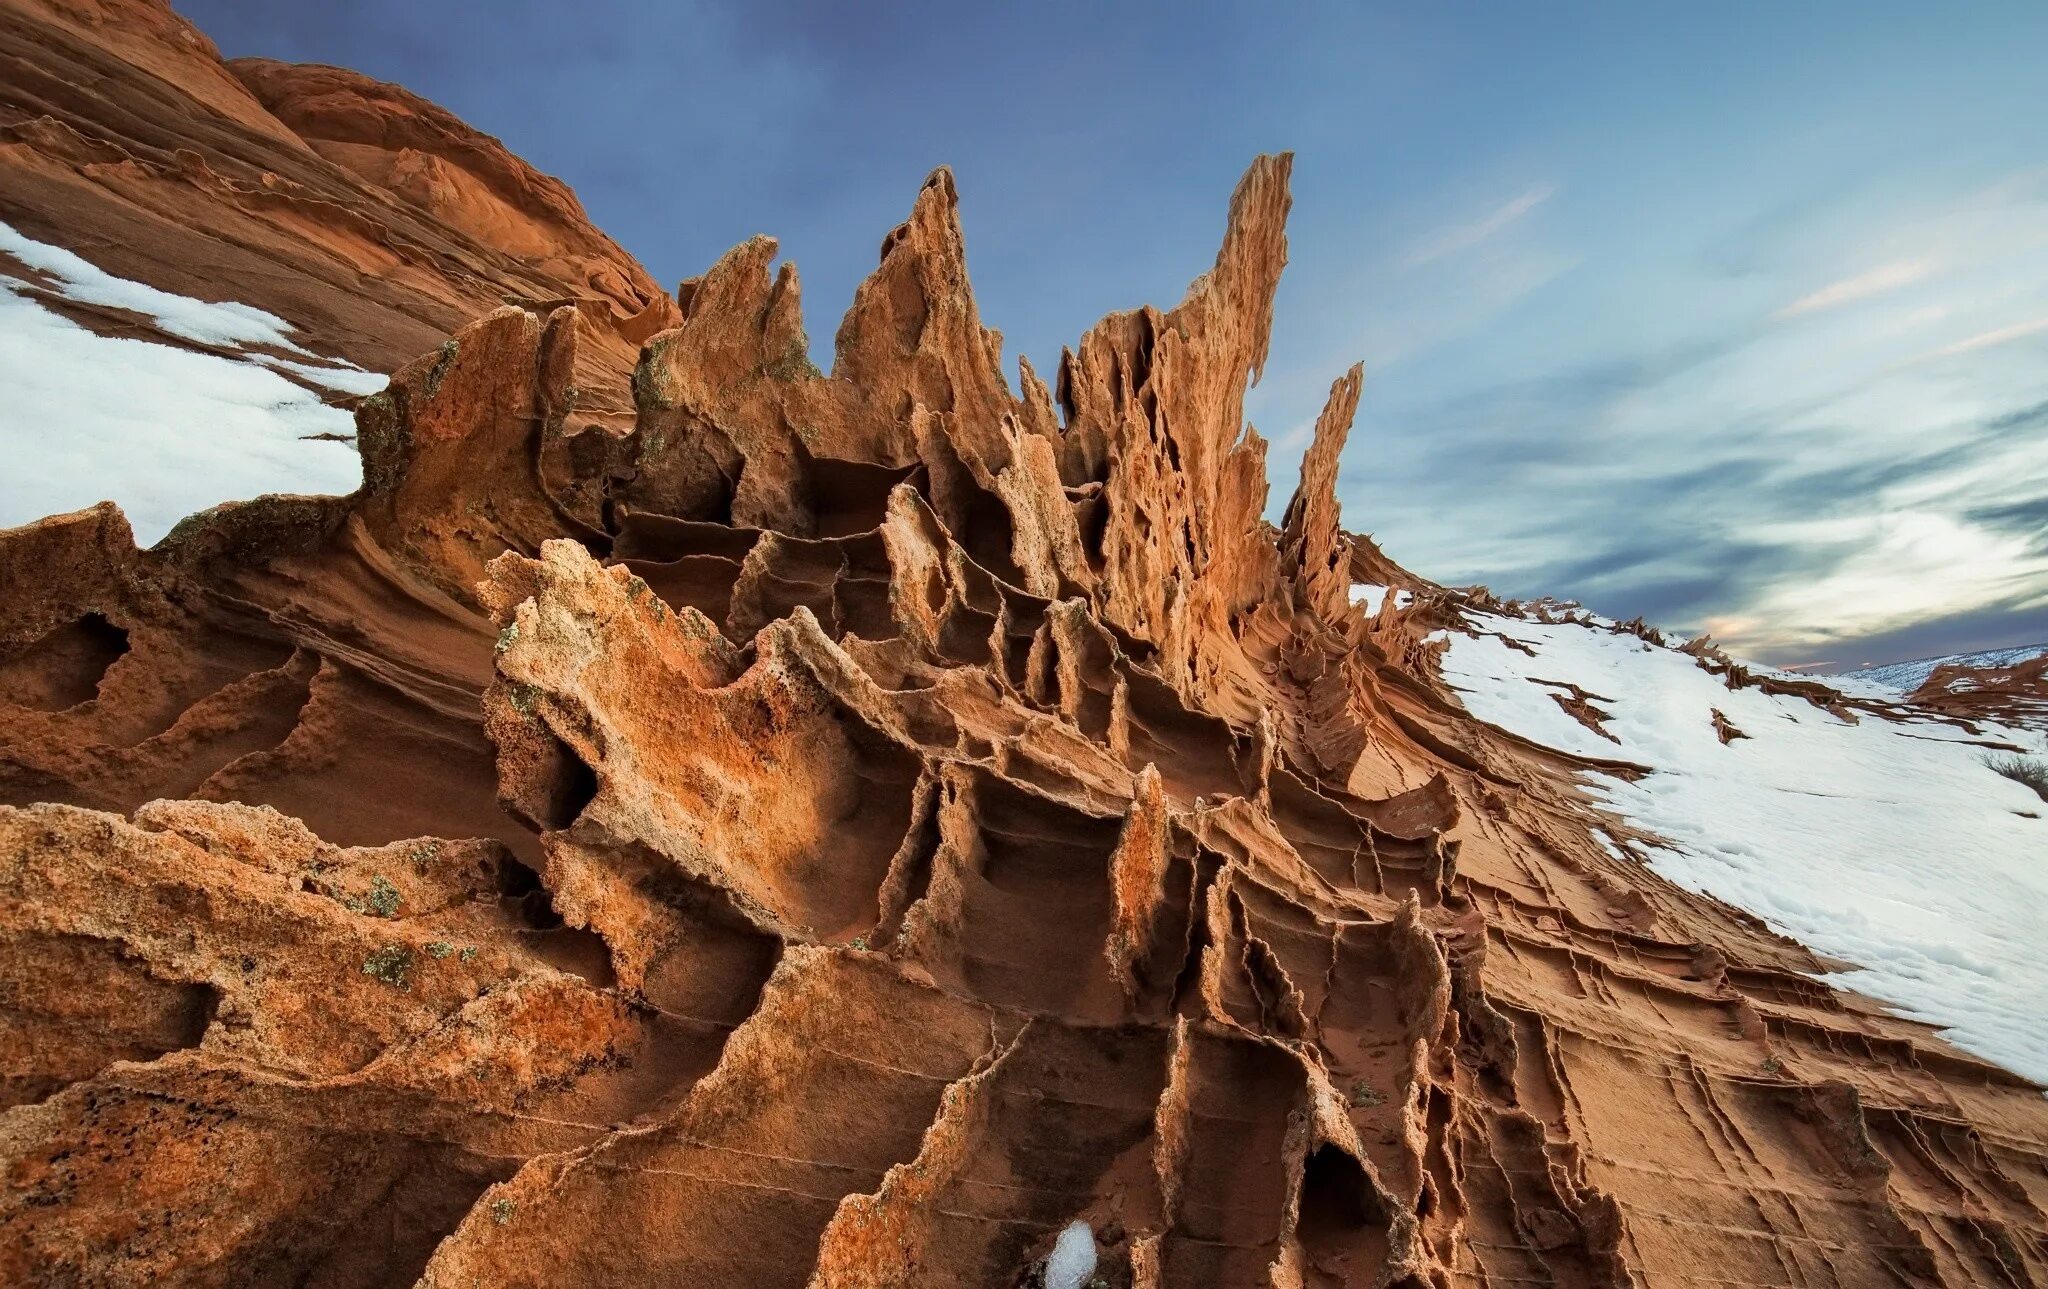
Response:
632,337,677,410
423,339,459,399
367,875,401,918
426,940,456,960
362,944,415,990
762,335,823,383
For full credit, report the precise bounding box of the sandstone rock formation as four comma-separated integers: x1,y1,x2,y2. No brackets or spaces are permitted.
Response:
4,13,2048,1281
1909,653,2048,735
5,148,2046,1287
0,0,671,416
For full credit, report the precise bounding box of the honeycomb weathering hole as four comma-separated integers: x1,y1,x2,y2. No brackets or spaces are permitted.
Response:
0,612,129,711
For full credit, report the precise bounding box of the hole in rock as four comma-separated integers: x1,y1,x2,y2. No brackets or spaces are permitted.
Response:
498,856,617,986
612,510,760,563
527,736,599,832
0,612,129,710
180,981,223,1046
1167,860,1222,1014
874,785,941,949
833,534,899,641
1298,1144,1385,1261
518,887,564,930
957,485,1024,586
807,455,918,538
0,936,220,1110
497,855,550,909
554,751,600,828
1074,493,1108,569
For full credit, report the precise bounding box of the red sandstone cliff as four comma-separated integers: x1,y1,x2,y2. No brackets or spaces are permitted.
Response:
0,0,675,416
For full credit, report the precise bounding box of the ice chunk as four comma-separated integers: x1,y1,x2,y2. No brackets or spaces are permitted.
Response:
1042,1219,1096,1289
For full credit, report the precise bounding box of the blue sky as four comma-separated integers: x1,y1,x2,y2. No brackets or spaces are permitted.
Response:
183,0,2048,666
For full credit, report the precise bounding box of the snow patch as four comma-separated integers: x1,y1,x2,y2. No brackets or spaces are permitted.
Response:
1042,1220,1097,1289
1844,643,2048,694
0,279,362,545
1440,610,2048,1085
0,223,380,545
254,353,390,397
0,219,312,354
1350,583,1413,615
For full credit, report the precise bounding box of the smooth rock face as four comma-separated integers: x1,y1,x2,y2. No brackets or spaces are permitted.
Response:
0,0,671,417
227,57,673,341
3,12,2048,1289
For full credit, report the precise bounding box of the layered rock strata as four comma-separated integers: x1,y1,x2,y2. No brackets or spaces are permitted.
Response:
0,0,672,415
1910,654,2048,735
3,147,2047,1289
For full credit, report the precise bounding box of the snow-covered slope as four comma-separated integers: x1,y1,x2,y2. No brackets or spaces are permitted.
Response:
1348,583,1414,615
1844,643,2048,694
0,222,375,546
1437,606,2048,1085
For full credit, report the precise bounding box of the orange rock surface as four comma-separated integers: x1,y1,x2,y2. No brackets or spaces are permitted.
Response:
1909,653,2048,735
0,0,673,416
3,7,2048,1287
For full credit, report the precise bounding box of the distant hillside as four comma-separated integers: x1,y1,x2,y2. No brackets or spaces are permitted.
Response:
1844,642,2048,692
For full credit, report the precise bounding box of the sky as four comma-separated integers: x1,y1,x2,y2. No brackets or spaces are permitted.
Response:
180,0,2048,668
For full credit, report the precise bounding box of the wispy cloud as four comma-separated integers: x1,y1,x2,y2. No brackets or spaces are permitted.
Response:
1735,509,2048,656
1917,315,2048,361
1336,153,2048,667
1401,183,1558,267
1343,295,2048,663
1772,259,1934,319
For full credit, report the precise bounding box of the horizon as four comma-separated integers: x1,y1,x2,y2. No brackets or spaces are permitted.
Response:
177,0,2048,668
